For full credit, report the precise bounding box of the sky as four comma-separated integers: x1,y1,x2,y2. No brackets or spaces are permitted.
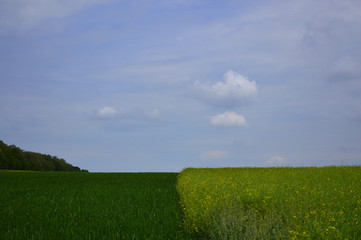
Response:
1,0,361,172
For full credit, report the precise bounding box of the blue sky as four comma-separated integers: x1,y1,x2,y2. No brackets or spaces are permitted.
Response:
1,0,361,172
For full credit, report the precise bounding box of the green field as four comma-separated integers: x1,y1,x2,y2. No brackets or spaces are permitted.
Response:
1,167,360,240
0,171,193,240
177,167,361,239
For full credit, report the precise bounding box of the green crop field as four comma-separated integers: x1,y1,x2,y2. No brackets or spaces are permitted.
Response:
177,167,361,239
0,171,193,240
1,167,360,240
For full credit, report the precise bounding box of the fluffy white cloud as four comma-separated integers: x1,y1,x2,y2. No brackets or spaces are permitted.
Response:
210,111,248,127
200,150,229,160
265,156,288,167
96,106,116,119
193,70,257,107
213,70,258,98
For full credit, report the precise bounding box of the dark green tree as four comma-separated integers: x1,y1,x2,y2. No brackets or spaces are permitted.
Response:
0,140,86,172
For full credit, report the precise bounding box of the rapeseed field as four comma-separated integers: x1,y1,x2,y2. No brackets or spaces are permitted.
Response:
177,167,361,239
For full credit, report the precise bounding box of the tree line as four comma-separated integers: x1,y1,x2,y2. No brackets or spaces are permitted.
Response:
0,140,87,172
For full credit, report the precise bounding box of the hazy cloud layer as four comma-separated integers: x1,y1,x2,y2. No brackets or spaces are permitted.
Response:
1,0,361,171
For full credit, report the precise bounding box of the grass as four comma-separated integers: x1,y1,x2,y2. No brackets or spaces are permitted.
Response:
177,167,361,239
0,171,193,240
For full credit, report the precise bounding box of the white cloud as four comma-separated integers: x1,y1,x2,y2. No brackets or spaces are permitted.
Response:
96,106,116,119
193,70,257,108
200,150,229,160
265,156,288,167
214,70,258,98
210,111,248,127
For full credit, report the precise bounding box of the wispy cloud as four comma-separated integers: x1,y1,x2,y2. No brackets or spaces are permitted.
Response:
210,111,248,127
192,70,257,108
200,150,229,160
151,108,160,119
95,106,116,119
93,106,160,122
265,156,288,167
0,0,106,35
326,57,361,82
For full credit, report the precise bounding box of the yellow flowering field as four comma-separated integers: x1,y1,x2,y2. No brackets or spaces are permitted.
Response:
176,167,361,239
